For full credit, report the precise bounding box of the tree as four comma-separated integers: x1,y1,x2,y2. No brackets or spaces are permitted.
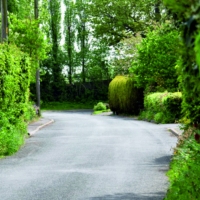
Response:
40,0,66,101
87,0,162,45
76,0,90,83
129,25,181,93
109,34,142,78
86,39,110,81
63,0,77,84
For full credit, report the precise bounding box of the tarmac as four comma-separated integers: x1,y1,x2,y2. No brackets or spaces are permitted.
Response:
28,112,184,137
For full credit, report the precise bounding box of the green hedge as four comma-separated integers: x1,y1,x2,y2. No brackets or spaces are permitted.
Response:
108,76,143,115
139,92,182,123
0,44,32,156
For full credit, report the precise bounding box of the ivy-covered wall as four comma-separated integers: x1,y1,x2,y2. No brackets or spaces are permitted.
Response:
162,1,200,199
0,44,33,156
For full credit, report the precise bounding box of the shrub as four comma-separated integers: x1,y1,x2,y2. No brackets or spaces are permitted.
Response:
129,25,181,93
0,43,31,156
165,130,200,199
108,76,143,115
140,91,182,123
93,102,107,111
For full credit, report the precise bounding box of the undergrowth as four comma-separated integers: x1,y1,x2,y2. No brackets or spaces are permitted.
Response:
41,101,101,110
165,128,200,199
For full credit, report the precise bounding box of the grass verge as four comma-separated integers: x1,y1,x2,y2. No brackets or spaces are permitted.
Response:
41,101,100,111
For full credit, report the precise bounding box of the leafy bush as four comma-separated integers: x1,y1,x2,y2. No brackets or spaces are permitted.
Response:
23,102,37,122
108,76,143,115
165,130,200,199
140,92,182,123
0,43,31,156
93,102,107,111
129,25,181,93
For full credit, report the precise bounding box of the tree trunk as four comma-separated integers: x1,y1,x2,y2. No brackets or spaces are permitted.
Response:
1,0,7,42
34,0,40,114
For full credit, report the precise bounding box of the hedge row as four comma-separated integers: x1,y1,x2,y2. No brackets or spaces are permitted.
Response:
108,76,143,115
139,92,182,123
0,44,34,156
40,79,110,102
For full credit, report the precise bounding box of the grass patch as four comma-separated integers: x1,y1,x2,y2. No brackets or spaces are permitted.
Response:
93,109,111,115
41,101,102,111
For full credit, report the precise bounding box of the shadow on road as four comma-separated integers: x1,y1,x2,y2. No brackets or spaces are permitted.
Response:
154,155,172,165
87,192,165,200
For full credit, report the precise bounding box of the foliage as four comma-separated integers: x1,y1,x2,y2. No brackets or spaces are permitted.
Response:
87,0,162,45
140,92,182,123
41,79,109,102
163,0,193,20
8,14,49,82
23,102,37,122
41,101,96,110
162,1,200,199
86,40,111,81
63,0,77,84
109,34,142,78
164,0,200,128
108,76,143,115
40,0,67,102
129,25,181,93
165,131,200,200
93,102,106,111
0,44,31,156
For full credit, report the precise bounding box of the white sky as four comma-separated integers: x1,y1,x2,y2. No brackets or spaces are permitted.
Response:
60,0,66,46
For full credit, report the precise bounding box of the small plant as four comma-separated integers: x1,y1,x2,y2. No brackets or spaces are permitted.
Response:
93,102,107,111
154,112,164,124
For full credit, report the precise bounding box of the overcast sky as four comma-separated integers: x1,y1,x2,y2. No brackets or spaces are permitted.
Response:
60,0,66,45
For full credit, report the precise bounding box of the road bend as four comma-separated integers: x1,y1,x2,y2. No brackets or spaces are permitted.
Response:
0,111,177,200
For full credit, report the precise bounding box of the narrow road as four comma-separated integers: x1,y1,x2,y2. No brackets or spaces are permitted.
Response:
0,111,177,200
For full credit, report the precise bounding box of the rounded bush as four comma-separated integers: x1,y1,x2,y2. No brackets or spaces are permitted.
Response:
93,102,107,111
108,76,143,115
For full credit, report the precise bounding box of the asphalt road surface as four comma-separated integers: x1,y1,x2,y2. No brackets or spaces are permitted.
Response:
0,111,177,200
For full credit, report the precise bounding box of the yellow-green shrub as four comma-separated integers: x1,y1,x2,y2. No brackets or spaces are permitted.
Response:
140,92,182,123
108,76,143,115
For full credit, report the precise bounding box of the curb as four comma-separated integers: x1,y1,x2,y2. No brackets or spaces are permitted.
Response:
28,119,54,136
168,128,181,137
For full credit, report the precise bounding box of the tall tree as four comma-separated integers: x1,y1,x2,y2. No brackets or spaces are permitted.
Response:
76,0,90,83
64,0,77,84
34,0,41,110
40,0,66,101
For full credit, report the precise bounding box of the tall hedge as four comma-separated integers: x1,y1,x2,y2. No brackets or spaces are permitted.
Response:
162,1,200,199
0,44,31,156
108,76,143,115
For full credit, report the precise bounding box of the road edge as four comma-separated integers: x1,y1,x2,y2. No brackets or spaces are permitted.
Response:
168,128,181,137
29,119,54,136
